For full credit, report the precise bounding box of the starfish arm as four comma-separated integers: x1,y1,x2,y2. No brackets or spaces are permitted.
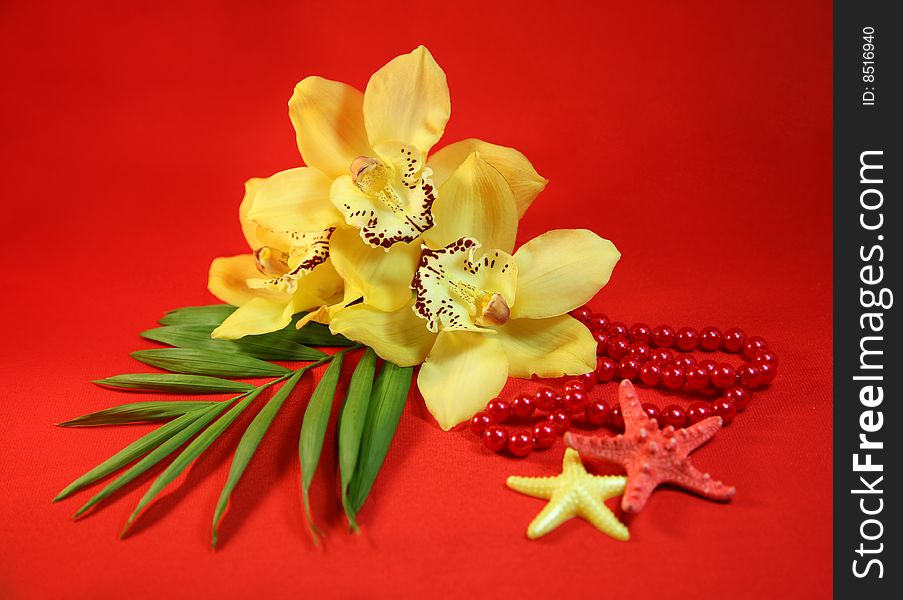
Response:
561,448,589,477
590,475,628,499
525,491,578,539
678,415,723,451
667,461,736,502
617,380,655,433
506,475,561,500
565,432,633,465
575,488,630,541
620,470,661,514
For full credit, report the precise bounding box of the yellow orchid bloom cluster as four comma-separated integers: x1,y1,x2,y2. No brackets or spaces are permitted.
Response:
208,46,621,431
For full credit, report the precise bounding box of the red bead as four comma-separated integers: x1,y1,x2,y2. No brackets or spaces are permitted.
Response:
675,327,699,351
585,400,611,426
618,357,642,381
642,403,664,427
686,401,712,424
628,322,653,344
595,357,618,382
486,398,512,423
755,349,779,367
722,328,747,352
710,363,736,389
507,431,534,457
628,342,652,363
532,422,558,449
570,305,593,323
698,359,717,375
662,404,687,428
757,361,777,385
607,336,630,360
482,425,508,452
742,336,769,360
610,405,625,430
699,326,722,351
649,348,675,364
661,365,685,390
511,393,536,418
548,410,572,435
711,399,737,425
470,412,493,436
593,329,610,355
608,321,629,338
639,362,663,386
685,365,710,390
673,355,696,370
737,362,763,389
561,391,587,414
564,379,587,394
651,325,676,348
587,313,610,331
576,371,597,391
724,385,751,411
534,386,558,411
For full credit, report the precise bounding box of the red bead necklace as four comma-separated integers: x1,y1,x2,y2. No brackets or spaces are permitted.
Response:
469,307,779,458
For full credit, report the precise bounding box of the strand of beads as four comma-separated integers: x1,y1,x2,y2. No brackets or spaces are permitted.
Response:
468,307,778,458
470,379,618,458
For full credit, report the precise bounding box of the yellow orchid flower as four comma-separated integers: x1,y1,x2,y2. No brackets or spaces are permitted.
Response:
289,45,547,312
330,229,621,430
209,46,546,336
207,177,357,339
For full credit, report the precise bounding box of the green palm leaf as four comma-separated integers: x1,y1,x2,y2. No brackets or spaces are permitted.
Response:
120,387,264,537
141,325,327,362
347,362,413,516
298,353,345,539
131,348,289,378
92,373,254,394
72,403,234,518
337,349,378,530
58,400,218,427
120,388,266,536
210,370,305,547
290,321,355,347
54,410,208,503
159,304,236,326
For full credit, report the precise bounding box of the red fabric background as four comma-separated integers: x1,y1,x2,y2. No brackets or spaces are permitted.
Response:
0,1,832,598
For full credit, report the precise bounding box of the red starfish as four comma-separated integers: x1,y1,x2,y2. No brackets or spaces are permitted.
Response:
565,380,736,514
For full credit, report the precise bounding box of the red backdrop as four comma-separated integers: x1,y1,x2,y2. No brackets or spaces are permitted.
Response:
0,1,832,598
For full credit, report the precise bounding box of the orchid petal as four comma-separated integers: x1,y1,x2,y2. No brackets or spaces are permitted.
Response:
417,331,508,431
211,297,295,339
329,301,437,367
284,259,346,310
423,152,518,253
211,259,344,340
208,254,286,307
413,239,517,333
239,178,266,250
247,167,340,234
497,315,596,378
511,229,620,319
289,76,372,179
330,165,435,248
363,46,450,155
329,227,419,312
428,138,548,218
296,277,363,329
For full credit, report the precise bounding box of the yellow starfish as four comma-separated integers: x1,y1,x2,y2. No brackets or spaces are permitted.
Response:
507,448,630,540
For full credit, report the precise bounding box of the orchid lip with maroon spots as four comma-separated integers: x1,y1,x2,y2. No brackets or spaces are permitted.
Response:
333,143,437,250
411,237,517,333
247,228,335,294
